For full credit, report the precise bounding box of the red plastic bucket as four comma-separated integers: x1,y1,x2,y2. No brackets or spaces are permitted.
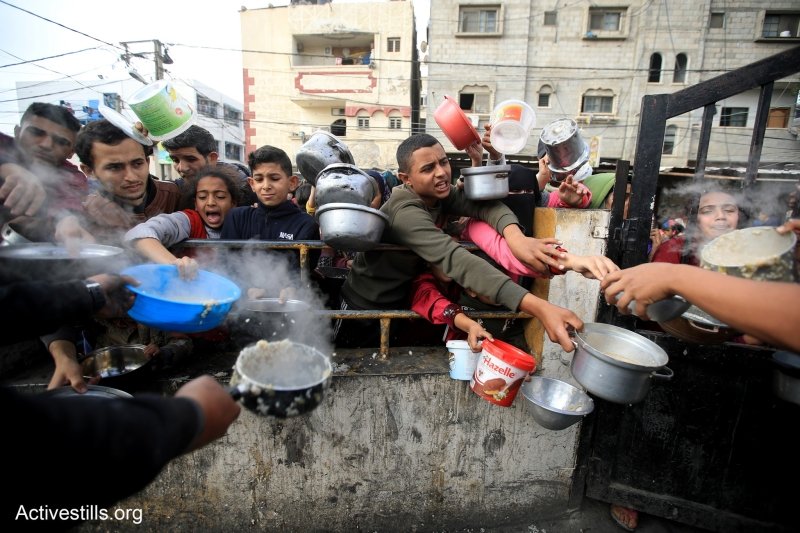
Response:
470,339,536,407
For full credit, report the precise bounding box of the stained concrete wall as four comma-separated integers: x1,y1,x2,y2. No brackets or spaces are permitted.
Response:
85,208,610,531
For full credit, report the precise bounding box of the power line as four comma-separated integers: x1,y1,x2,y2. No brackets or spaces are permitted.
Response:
0,47,102,68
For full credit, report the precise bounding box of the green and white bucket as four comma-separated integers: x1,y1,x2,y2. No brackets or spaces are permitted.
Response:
128,80,194,141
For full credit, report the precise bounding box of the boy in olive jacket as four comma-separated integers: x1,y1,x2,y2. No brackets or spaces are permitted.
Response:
337,133,582,350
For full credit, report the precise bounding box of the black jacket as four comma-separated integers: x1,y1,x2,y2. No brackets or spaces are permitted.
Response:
221,200,318,242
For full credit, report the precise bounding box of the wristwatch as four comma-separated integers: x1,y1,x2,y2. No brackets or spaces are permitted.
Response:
83,280,106,312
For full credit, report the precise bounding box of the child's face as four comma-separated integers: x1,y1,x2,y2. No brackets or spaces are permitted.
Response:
248,162,297,208
195,176,234,229
400,144,451,207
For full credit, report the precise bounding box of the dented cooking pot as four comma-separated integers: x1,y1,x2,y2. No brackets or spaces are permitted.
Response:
295,131,355,186
314,164,378,208
700,226,797,282
561,323,673,404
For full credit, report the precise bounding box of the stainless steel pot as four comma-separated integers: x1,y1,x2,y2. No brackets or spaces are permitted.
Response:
460,164,510,200
701,226,797,282
540,118,590,183
561,323,673,404
80,344,151,381
0,222,31,246
295,131,355,186
315,164,378,207
316,202,388,251
0,243,127,281
229,340,332,418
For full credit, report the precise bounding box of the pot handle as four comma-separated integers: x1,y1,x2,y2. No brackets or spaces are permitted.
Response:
686,319,722,333
560,341,578,366
651,366,674,381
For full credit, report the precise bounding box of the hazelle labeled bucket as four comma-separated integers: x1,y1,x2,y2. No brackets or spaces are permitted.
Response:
447,340,480,380
471,339,536,407
128,80,194,141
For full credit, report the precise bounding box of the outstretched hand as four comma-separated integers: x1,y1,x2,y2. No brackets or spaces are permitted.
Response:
600,263,676,318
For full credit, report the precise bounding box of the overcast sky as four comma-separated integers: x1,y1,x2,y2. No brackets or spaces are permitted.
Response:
0,0,429,135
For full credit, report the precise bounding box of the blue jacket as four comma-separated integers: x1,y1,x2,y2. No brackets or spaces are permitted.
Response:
221,200,318,242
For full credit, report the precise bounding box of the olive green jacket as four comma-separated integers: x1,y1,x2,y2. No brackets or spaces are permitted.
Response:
341,184,529,311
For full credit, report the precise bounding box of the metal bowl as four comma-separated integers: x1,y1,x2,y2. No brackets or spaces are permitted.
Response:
316,202,388,252
520,376,594,430
42,384,133,400
460,164,510,200
81,344,150,380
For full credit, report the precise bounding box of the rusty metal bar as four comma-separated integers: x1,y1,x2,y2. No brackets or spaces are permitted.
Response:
177,239,479,251
379,318,391,358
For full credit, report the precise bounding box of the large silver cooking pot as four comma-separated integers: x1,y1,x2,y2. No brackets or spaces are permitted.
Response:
315,164,378,208
295,131,354,186
316,202,388,251
700,226,797,282
0,243,127,281
460,164,510,200
561,323,673,404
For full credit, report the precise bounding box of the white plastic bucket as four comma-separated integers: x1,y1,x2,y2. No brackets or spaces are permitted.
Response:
128,80,194,141
447,340,479,380
489,99,536,154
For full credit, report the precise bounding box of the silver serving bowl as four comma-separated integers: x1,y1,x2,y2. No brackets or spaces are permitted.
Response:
81,344,151,380
316,202,388,251
520,376,594,430
0,243,127,281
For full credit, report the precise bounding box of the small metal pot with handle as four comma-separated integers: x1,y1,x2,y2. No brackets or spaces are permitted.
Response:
561,323,673,404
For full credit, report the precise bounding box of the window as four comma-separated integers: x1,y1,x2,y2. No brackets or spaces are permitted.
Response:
224,142,242,162
762,13,800,38
224,105,242,126
389,117,402,129
387,38,400,53
589,8,623,31
720,107,748,127
544,11,557,26
538,85,553,108
709,12,725,29
648,53,662,83
197,96,218,118
458,88,491,114
673,53,688,84
767,107,790,128
581,89,615,115
662,125,677,155
331,108,345,116
459,5,500,34
357,116,370,129
331,119,346,136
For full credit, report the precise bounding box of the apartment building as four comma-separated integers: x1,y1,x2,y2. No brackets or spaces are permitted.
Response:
425,1,800,167
240,0,418,171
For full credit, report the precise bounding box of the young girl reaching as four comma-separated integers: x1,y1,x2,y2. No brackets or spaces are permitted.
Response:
124,165,240,278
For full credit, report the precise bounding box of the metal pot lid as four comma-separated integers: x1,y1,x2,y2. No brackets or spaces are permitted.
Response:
575,322,668,369
41,384,133,399
0,243,124,259
245,298,312,313
460,164,512,177
316,202,389,221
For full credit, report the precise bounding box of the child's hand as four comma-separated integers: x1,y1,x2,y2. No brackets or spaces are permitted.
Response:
278,286,296,303
247,288,267,300
133,121,150,137
465,142,484,166
557,176,589,207
174,256,199,280
465,321,493,352
481,123,502,160
561,253,620,280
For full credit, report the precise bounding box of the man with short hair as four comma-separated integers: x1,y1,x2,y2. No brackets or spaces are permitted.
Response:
162,125,257,207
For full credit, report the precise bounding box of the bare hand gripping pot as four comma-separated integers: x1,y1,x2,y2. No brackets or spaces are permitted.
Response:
470,339,536,407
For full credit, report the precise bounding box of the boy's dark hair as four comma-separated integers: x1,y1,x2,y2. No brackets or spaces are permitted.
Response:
247,145,292,177
75,119,147,169
162,125,217,156
21,102,82,133
183,165,241,206
396,133,441,173
294,181,312,208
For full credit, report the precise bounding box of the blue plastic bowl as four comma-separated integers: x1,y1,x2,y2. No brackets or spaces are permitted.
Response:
122,264,242,333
